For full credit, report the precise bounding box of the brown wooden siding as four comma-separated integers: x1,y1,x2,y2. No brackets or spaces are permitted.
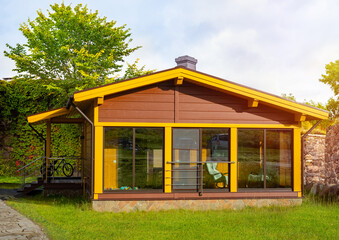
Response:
177,82,295,124
98,80,295,124
99,81,174,122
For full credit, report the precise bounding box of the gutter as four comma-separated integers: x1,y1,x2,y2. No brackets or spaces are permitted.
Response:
300,120,322,197
67,97,95,199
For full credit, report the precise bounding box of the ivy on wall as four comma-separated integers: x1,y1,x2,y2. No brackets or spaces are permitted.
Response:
0,78,81,176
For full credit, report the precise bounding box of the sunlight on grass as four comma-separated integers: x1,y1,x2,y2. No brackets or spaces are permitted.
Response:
6,195,339,240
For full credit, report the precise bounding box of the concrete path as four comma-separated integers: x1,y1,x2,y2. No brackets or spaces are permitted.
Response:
0,200,49,240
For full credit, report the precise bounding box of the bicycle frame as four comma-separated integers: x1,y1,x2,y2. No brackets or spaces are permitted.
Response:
52,159,65,173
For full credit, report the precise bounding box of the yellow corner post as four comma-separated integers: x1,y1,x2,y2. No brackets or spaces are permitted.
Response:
164,126,172,193
94,126,103,194
230,127,238,192
293,128,302,193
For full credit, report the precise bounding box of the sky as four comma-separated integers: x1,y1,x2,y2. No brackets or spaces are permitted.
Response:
0,0,338,104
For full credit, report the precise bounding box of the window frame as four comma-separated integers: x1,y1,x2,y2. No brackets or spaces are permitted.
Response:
237,128,293,191
171,127,231,193
103,127,165,193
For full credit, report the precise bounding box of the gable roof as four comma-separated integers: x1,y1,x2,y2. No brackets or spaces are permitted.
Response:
27,66,328,123
72,66,328,120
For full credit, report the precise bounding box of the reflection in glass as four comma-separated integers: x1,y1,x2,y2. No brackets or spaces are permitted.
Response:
135,128,163,189
266,130,292,188
104,127,163,191
172,129,199,190
202,129,229,190
238,129,292,189
104,128,133,190
238,130,264,188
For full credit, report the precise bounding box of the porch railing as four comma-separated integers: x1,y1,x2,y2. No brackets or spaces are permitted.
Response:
16,156,45,187
16,156,81,187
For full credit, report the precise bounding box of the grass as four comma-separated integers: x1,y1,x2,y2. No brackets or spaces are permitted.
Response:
6,195,339,240
0,175,37,185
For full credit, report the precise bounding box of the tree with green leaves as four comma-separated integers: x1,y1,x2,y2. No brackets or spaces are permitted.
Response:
319,60,339,119
4,3,142,96
1,3,154,173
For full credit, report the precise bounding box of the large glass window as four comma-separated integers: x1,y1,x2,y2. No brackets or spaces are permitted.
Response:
238,129,292,189
104,127,163,191
202,129,229,191
172,128,230,192
172,129,199,190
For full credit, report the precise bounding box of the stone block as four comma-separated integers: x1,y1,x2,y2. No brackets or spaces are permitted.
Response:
92,198,302,212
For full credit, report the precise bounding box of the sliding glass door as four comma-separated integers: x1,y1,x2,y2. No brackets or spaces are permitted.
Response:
172,128,230,192
238,129,292,189
172,129,200,190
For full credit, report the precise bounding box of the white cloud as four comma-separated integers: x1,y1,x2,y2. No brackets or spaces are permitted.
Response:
0,0,337,103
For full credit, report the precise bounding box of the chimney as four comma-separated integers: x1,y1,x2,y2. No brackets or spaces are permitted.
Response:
175,55,198,70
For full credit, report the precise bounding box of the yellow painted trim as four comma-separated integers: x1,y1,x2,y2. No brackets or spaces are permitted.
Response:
230,128,238,192
164,127,172,193
298,192,302,198
93,194,98,200
248,99,259,108
74,70,181,102
175,76,184,85
294,113,306,122
95,122,299,129
180,69,328,119
73,68,328,120
27,107,70,123
94,126,103,194
293,128,302,192
94,101,99,126
97,96,104,105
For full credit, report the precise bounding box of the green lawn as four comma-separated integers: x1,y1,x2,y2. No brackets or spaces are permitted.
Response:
0,176,38,190
6,195,339,240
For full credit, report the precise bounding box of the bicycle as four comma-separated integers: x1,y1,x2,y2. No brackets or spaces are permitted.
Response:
40,158,74,177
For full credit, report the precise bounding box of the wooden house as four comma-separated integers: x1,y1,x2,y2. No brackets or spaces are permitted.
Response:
27,56,328,211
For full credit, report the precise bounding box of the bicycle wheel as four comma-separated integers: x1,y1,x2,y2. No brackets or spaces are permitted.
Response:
62,163,74,177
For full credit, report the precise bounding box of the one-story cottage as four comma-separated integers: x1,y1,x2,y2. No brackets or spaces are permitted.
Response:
27,56,328,211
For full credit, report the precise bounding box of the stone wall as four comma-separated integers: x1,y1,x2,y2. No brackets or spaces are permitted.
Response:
304,134,326,184
93,199,302,212
325,124,339,184
304,124,339,185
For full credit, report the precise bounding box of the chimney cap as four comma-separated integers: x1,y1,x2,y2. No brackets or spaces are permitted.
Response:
175,55,198,70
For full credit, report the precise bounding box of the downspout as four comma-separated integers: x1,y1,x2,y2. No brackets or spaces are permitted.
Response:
28,123,46,156
301,120,322,197
67,97,95,199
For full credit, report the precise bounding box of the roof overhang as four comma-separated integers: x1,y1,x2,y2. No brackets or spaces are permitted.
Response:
27,107,70,124
71,67,329,121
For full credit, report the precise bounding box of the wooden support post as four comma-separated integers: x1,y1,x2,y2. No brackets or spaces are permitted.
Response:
230,128,238,192
46,120,51,160
94,126,103,195
293,128,302,195
164,127,172,193
46,119,51,182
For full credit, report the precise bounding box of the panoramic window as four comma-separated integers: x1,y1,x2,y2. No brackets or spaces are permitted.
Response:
104,127,163,191
172,128,230,192
238,129,292,189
